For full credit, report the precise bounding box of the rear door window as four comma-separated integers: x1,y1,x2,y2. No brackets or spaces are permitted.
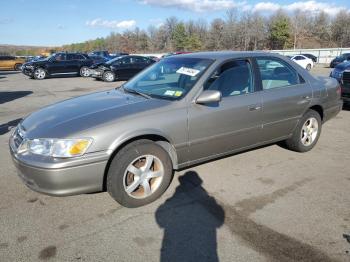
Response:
256,58,300,90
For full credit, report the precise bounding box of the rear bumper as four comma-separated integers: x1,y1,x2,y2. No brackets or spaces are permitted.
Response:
323,100,343,123
10,148,109,196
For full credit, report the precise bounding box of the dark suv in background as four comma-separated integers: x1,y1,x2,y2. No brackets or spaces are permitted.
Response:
330,53,350,68
21,52,94,80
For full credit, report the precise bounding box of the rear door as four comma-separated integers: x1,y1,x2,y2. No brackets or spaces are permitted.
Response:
255,57,312,142
64,54,81,74
188,58,263,161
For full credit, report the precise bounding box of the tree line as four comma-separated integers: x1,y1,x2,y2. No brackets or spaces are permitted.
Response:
61,9,350,54
3,8,350,56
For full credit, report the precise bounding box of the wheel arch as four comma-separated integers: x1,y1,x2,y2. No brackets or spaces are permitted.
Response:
102,132,178,191
309,104,324,121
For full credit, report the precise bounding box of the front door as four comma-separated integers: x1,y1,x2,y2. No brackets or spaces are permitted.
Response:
48,53,67,75
188,59,263,162
255,57,312,142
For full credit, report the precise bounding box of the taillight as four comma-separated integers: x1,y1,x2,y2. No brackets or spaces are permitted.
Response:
336,84,342,96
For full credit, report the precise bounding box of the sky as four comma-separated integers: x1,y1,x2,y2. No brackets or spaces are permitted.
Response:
1,0,350,46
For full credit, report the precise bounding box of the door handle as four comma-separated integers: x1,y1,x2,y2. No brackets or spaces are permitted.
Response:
249,105,261,111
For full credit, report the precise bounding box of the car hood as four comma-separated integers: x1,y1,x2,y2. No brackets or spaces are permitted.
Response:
90,62,110,69
21,89,169,138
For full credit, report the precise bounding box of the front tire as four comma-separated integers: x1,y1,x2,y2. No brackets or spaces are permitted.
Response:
107,140,173,207
33,68,46,80
306,64,312,71
102,71,115,82
284,109,322,152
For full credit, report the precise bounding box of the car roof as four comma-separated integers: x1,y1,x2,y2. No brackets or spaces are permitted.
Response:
170,51,285,61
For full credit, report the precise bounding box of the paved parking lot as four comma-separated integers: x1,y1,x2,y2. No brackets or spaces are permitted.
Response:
0,67,349,262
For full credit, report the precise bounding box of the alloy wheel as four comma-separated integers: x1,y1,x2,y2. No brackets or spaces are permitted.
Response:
300,117,319,146
123,155,164,199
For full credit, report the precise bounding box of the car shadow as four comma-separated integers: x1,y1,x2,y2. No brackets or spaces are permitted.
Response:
0,91,33,104
155,171,225,262
0,71,20,75
0,118,22,135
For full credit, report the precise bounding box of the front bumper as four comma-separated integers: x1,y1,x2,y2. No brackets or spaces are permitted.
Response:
22,67,34,77
89,69,103,78
324,100,343,122
10,148,109,196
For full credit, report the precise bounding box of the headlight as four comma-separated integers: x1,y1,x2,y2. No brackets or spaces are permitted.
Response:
25,65,34,68
18,138,93,158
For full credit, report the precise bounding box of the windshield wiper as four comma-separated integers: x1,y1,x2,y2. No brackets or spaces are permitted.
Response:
122,86,152,99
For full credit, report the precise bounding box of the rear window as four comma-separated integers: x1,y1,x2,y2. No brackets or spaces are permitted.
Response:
256,58,300,90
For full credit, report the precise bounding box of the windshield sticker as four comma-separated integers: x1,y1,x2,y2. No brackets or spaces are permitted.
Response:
174,91,183,97
164,90,176,96
176,67,200,77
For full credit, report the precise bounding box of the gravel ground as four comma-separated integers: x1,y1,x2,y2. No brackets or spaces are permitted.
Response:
0,66,349,262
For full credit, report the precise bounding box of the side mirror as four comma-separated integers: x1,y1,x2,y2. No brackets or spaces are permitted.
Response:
195,90,222,104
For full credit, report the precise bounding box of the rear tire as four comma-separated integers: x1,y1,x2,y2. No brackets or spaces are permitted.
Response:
107,140,173,207
306,64,312,71
284,109,322,152
80,66,90,77
102,71,115,82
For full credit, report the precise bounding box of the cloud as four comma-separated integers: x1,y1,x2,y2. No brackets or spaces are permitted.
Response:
252,1,347,16
0,18,13,25
149,18,164,27
141,0,348,15
141,0,245,12
86,18,136,29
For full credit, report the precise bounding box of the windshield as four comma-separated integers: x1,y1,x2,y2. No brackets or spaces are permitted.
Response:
123,57,213,100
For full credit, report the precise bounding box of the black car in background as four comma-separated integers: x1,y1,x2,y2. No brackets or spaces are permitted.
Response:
89,55,155,82
330,53,350,68
301,53,317,63
22,52,94,79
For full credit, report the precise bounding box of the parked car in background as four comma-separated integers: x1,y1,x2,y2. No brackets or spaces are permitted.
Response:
330,53,350,68
9,51,342,207
301,53,317,63
0,55,26,71
341,71,350,104
21,52,94,79
89,55,155,82
330,61,350,82
27,55,47,62
289,55,314,70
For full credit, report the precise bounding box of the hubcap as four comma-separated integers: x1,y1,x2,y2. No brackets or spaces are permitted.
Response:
105,72,114,81
300,117,318,146
34,69,45,79
123,155,164,199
